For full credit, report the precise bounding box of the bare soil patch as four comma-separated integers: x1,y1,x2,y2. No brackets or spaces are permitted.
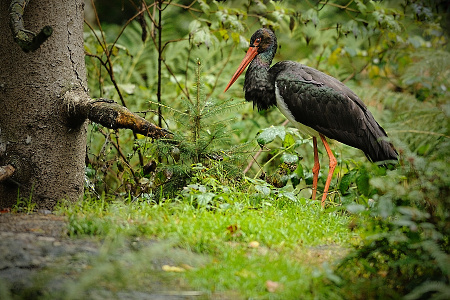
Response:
0,212,209,299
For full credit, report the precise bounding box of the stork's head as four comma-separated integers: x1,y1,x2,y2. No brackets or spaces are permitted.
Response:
224,28,277,92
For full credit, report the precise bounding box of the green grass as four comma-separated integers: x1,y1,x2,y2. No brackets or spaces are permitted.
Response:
56,190,358,299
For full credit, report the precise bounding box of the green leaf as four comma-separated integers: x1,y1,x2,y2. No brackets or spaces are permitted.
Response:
255,184,271,196
283,132,296,148
407,36,425,48
256,126,286,146
238,35,249,49
230,32,240,44
346,203,366,214
295,164,304,179
279,191,297,202
339,170,357,195
96,44,104,55
188,20,202,33
218,29,229,40
280,153,298,164
198,0,210,13
344,46,357,57
356,169,370,196
196,192,216,206
302,9,319,27
355,0,368,14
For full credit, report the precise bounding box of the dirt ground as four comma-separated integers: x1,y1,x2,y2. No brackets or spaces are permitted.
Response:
0,212,348,299
0,212,211,299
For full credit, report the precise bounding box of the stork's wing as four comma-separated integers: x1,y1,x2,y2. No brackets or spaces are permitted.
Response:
270,61,398,162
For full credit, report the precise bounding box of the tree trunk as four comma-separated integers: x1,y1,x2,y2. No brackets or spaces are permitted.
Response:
0,0,87,209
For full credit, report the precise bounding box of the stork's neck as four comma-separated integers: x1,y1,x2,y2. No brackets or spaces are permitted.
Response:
253,50,274,68
244,50,277,111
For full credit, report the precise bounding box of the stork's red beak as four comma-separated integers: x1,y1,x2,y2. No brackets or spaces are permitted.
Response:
224,46,259,92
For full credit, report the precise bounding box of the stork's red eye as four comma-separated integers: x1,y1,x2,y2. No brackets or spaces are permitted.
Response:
253,38,261,46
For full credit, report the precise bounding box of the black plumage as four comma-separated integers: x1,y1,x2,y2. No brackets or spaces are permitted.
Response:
225,28,398,206
270,62,398,163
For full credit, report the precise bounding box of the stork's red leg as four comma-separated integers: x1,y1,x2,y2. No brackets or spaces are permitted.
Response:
319,134,337,207
311,136,320,201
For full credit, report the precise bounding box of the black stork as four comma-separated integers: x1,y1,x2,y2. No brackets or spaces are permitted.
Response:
224,28,398,207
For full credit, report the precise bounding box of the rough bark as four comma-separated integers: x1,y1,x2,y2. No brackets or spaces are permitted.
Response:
0,0,88,209
1,0,168,210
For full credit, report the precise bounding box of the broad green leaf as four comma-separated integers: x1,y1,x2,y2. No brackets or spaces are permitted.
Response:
96,44,104,55
344,46,357,57
255,184,271,196
302,9,319,27
281,153,298,164
356,169,370,196
230,32,240,44
283,132,296,148
355,0,367,14
295,164,304,180
188,20,202,33
219,29,229,40
196,192,216,206
198,0,210,13
408,36,425,48
339,170,357,195
239,35,249,49
256,126,286,146
279,191,297,202
346,204,366,214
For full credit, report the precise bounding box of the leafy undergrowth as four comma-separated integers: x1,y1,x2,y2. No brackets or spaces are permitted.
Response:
56,185,358,299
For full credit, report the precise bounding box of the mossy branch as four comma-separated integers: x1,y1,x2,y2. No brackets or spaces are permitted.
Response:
64,90,171,140
9,0,53,52
89,100,171,139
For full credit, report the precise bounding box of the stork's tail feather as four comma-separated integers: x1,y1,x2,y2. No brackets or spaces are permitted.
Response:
362,123,398,164
365,138,398,164
362,116,398,164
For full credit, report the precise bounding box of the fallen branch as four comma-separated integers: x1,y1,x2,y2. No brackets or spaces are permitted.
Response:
0,165,15,182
